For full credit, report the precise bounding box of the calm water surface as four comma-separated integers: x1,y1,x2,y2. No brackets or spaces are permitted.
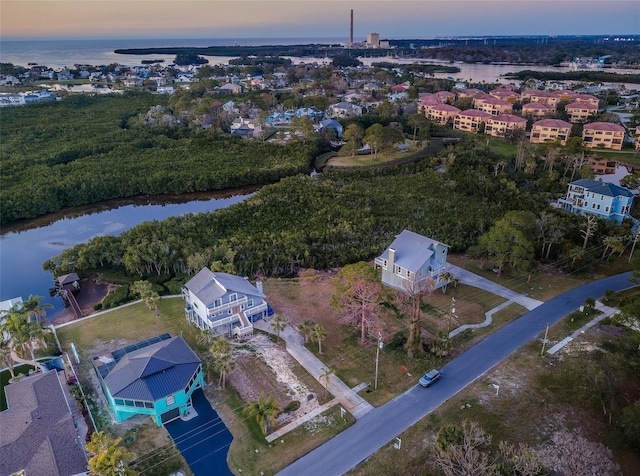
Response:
0,192,253,314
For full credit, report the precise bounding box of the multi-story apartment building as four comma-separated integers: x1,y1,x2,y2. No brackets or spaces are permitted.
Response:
565,101,598,123
425,104,461,125
530,119,572,145
522,101,553,119
572,94,600,107
489,88,521,103
582,122,625,150
476,97,513,115
484,114,527,138
453,109,491,133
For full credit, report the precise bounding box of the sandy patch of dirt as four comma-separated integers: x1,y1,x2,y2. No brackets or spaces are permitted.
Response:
227,334,320,425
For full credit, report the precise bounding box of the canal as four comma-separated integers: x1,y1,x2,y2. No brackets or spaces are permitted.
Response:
0,191,254,315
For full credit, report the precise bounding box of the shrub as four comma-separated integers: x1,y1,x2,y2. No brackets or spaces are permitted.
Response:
164,275,189,294
102,285,130,309
283,400,301,413
388,331,407,350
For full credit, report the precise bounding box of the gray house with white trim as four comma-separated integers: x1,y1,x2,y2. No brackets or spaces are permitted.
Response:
183,268,268,338
375,230,449,292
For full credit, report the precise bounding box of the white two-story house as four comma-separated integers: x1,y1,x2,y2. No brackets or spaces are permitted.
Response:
375,230,450,293
183,268,269,339
558,179,635,225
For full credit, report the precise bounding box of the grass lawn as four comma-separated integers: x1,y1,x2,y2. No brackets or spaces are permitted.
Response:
226,394,355,476
588,148,640,167
486,137,517,158
0,364,35,411
447,253,589,301
328,141,420,167
56,297,201,356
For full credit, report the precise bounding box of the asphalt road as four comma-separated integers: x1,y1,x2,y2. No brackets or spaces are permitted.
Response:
277,272,635,476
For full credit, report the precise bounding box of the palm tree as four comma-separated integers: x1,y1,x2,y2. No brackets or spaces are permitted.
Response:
297,319,314,344
197,330,216,349
438,271,454,294
270,315,287,343
2,309,50,366
21,295,53,323
148,293,161,317
200,353,215,384
0,338,16,378
320,367,333,400
244,394,280,435
309,324,327,355
86,431,135,476
214,354,236,389
209,337,232,360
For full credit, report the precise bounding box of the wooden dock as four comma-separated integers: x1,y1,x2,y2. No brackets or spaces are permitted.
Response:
62,284,83,318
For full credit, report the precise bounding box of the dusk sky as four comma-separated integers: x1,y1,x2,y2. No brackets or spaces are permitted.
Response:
2,0,639,40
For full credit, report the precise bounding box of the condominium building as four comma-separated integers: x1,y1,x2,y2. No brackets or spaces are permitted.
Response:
565,101,598,123
425,104,461,125
530,119,572,145
582,122,625,150
476,97,513,115
453,109,491,133
484,114,527,138
522,101,553,119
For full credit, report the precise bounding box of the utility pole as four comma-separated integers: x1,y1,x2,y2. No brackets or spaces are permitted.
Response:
374,332,383,390
541,324,549,355
629,227,639,263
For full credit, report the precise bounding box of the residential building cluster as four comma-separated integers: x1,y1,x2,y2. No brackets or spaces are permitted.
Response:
2,57,638,153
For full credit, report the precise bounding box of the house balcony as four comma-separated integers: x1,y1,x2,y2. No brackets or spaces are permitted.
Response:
207,296,248,315
232,311,254,339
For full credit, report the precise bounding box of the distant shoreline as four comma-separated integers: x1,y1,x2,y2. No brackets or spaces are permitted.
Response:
114,44,349,57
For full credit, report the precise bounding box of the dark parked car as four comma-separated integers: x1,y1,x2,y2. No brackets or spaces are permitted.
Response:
419,369,443,387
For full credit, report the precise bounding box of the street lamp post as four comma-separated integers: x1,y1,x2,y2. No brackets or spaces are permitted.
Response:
374,332,383,390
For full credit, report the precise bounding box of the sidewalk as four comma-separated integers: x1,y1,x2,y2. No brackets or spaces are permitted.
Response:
253,320,374,421
449,297,528,338
546,301,619,355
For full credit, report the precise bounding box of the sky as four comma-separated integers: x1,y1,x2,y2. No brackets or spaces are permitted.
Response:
1,0,639,40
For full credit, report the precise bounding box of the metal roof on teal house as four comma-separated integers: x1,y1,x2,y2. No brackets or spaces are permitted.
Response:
94,334,204,426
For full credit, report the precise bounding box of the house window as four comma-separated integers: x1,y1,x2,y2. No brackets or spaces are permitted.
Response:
406,270,411,277
114,399,124,406
214,299,222,307
605,207,609,212
229,294,237,302
144,402,154,409
247,299,254,307
166,395,176,406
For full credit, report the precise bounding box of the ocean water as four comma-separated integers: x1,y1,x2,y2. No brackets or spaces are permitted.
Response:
0,37,346,69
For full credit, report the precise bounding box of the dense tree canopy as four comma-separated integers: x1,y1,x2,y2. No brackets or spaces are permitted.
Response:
0,93,314,224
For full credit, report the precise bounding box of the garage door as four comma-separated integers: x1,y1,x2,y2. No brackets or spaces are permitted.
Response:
160,407,181,424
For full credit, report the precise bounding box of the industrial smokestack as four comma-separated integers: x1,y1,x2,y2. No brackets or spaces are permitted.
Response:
350,10,354,48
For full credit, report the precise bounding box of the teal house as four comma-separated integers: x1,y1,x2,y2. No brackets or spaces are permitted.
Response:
93,334,204,426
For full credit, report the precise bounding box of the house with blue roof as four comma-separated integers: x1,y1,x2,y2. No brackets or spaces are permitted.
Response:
374,230,450,293
558,179,635,225
183,268,269,339
93,334,204,426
